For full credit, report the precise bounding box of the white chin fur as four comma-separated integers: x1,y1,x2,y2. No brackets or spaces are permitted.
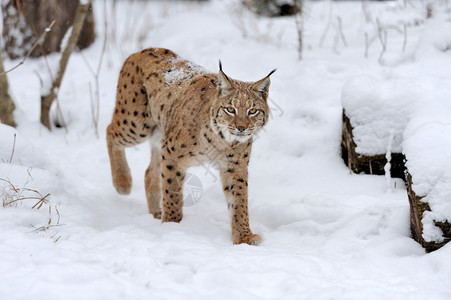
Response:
234,134,252,143
211,120,252,144
222,128,252,144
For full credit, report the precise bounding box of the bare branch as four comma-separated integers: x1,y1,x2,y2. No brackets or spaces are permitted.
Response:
319,1,333,47
79,0,108,138
0,20,56,77
293,0,303,60
403,23,407,52
365,32,369,58
8,133,16,164
337,16,347,47
40,1,92,129
377,18,388,64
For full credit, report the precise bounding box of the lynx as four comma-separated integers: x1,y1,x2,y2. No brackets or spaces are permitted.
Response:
106,48,274,245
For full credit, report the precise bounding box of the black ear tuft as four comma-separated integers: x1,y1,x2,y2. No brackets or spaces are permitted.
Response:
267,69,277,77
218,61,232,95
218,60,230,82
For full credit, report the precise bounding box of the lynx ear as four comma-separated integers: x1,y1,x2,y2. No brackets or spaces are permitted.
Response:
253,69,276,99
218,60,232,96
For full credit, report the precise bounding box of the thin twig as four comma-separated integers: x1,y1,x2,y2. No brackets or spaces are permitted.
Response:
88,82,96,130
337,16,348,47
364,32,369,58
31,193,50,209
26,167,33,180
293,0,304,60
80,52,99,137
31,224,63,233
79,5,108,138
0,178,19,193
55,204,61,225
377,18,387,64
403,23,407,52
0,20,56,77
362,0,371,22
8,133,16,164
319,0,333,47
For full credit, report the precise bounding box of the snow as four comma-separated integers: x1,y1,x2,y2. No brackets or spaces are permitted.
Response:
1,0,451,299
164,58,207,86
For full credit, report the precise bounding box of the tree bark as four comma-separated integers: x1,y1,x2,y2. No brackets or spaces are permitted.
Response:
40,0,91,130
0,44,16,127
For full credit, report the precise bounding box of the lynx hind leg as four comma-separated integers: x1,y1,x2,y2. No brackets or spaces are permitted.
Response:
108,54,155,195
145,132,163,219
107,124,133,195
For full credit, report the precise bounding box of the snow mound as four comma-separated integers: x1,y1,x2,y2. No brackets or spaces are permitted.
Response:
415,19,451,59
0,124,54,170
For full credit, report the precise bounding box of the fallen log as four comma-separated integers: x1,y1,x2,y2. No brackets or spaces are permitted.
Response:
341,110,405,179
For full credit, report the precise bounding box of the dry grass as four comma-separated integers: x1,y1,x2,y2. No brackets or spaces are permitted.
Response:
1,174,63,242
0,177,50,208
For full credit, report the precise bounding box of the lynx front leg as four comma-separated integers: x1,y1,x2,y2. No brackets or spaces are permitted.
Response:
160,156,185,223
221,167,262,245
107,124,132,195
145,145,162,219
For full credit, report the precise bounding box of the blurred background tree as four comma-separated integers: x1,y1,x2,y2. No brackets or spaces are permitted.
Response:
1,0,95,59
0,45,15,127
242,0,302,17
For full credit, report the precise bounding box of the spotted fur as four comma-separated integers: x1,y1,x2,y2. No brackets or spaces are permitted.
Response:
106,48,274,245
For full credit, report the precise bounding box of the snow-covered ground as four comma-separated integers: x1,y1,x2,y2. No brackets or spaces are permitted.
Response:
1,0,451,299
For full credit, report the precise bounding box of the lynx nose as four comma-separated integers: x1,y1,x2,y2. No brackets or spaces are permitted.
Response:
237,126,246,132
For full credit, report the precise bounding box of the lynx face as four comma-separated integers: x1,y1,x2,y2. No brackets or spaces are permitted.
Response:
211,67,274,144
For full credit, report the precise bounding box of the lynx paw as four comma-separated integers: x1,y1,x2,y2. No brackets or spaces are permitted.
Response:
161,212,183,223
235,234,263,246
113,174,132,195
151,210,162,219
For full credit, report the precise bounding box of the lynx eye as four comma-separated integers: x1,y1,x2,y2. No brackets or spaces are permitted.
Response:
248,108,258,115
225,106,236,114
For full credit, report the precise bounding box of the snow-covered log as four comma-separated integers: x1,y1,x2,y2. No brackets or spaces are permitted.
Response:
341,110,405,179
406,173,451,252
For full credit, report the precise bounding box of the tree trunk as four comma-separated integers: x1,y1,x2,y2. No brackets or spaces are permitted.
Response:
40,1,91,130
2,0,95,59
0,44,16,127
